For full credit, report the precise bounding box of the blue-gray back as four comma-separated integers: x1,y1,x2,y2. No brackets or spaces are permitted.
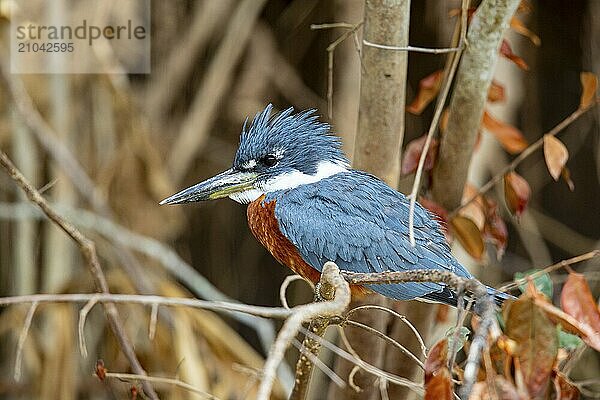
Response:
267,170,473,300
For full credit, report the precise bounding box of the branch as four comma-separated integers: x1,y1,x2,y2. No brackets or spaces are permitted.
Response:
257,262,351,400
0,201,280,354
341,268,500,398
431,0,522,210
0,151,159,400
450,102,598,216
0,293,292,319
352,0,410,185
407,0,469,246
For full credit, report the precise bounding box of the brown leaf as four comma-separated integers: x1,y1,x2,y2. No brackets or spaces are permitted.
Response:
504,291,558,397
425,339,453,400
561,167,575,191
504,172,531,216
580,72,598,109
500,40,529,70
401,134,439,176
531,292,600,351
510,17,541,46
553,372,580,400
482,111,528,154
543,135,569,181
450,215,484,260
561,273,600,340
488,80,506,103
482,197,508,259
425,368,453,400
407,70,444,114
425,338,448,381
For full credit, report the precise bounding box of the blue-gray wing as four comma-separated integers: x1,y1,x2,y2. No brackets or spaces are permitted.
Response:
271,171,472,301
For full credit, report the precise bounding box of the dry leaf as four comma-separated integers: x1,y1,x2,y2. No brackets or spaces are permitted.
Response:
561,167,575,191
407,70,444,114
488,80,506,103
401,134,439,176
500,40,529,70
504,172,531,216
561,273,600,340
504,290,558,397
425,339,453,400
579,71,598,109
450,215,484,260
543,135,569,181
510,17,541,46
553,372,580,400
482,111,528,153
482,196,508,259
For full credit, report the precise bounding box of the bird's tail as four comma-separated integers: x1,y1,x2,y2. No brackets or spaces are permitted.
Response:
419,285,515,309
486,286,516,306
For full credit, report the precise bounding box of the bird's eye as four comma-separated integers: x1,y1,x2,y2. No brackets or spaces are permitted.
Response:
260,154,278,167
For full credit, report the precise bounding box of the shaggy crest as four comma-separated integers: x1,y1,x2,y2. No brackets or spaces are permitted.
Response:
233,104,348,175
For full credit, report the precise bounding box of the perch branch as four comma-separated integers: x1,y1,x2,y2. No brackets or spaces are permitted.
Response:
257,262,351,400
341,268,500,398
0,151,159,400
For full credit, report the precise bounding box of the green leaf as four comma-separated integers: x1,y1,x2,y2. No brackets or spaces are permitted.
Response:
514,269,553,298
558,326,584,350
445,326,470,354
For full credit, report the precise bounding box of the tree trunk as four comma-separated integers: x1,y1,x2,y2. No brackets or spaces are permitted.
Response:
329,1,410,399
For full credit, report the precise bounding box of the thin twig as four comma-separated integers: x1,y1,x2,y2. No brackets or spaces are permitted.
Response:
302,325,425,395
0,150,159,399
362,39,462,54
451,101,599,217
345,320,424,369
0,201,279,354
346,305,427,357
257,262,351,400
78,295,100,358
497,250,599,292
323,23,364,119
101,371,220,399
0,293,292,318
292,339,346,388
408,0,469,246
149,303,159,341
14,302,38,381
280,275,306,309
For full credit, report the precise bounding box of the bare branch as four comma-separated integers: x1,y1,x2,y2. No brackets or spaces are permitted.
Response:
100,371,221,400
362,39,462,54
0,151,160,398
14,302,38,382
451,102,599,217
78,295,100,358
407,0,469,245
258,262,351,400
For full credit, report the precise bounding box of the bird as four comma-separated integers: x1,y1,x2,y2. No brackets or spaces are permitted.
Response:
160,104,512,308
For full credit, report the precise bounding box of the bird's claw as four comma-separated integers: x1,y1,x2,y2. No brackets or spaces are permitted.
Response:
314,282,325,302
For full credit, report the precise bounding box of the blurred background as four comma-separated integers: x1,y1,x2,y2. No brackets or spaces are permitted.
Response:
0,0,598,399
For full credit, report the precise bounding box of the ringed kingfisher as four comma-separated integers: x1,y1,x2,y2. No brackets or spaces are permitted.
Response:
161,105,511,307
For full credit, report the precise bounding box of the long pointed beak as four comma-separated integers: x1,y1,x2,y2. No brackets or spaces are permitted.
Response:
159,169,258,205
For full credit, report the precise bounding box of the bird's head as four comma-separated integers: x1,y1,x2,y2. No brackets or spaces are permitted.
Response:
160,104,349,205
